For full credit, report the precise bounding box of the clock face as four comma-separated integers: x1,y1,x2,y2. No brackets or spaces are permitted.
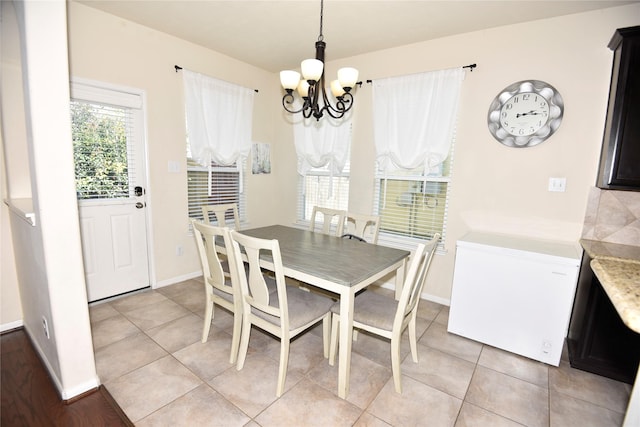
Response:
487,80,564,148
499,93,550,136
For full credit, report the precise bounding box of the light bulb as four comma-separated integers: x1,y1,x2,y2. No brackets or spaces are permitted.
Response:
337,67,359,89
280,70,301,90
330,80,345,97
301,59,323,82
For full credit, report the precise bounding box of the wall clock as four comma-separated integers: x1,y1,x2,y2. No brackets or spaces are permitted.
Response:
487,80,564,148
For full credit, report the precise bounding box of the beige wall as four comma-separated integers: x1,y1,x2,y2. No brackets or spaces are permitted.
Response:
281,5,640,302
67,2,283,285
64,2,640,302
3,3,639,339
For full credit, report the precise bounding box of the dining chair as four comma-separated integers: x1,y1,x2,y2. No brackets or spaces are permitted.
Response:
202,203,240,229
202,203,240,276
191,219,243,364
229,230,334,397
328,233,440,393
342,212,380,244
309,206,346,236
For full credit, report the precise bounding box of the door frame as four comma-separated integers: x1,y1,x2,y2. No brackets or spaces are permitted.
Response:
70,77,156,296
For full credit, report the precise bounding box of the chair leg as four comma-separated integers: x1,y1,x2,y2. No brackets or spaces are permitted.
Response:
229,312,242,364
236,313,251,371
391,336,403,393
276,339,290,397
328,313,339,366
322,315,330,358
409,316,419,363
201,296,213,343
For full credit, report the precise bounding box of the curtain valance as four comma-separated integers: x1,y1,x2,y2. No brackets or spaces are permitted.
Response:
373,67,464,174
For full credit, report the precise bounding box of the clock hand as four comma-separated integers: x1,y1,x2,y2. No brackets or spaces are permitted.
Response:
516,110,541,118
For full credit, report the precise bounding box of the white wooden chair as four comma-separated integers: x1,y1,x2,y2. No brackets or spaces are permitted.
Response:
328,233,440,393
191,220,242,364
342,212,380,244
202,203,240,229
229,230,334,397
309,206,346,236
202,203,240,276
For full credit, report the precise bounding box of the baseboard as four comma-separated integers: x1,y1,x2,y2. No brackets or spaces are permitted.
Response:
378,282,451,306
24,325,100,400
0,319,24,333
154,270,202,289
60,377,102,401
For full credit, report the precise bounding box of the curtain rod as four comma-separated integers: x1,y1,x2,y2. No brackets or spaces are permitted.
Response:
365,63,477,84
175,65,259,93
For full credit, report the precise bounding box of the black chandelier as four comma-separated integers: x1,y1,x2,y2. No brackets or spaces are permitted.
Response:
280,0,359,121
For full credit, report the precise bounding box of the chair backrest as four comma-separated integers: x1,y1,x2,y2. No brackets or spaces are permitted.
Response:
191,219,236,296
394,233,440,330
309,206,346,236
228,231,289,327
343,212,380,244
202,203,240,230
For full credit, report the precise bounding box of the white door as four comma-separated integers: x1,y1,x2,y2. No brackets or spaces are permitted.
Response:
71,80,150,302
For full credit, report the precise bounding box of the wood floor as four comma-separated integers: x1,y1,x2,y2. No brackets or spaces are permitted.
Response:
1,328,132,427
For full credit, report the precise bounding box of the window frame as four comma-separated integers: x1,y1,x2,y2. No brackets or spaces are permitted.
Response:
186,157,247,227
373,138,456,253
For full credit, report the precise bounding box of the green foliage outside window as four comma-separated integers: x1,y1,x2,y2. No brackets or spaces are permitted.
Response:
71,102,130,199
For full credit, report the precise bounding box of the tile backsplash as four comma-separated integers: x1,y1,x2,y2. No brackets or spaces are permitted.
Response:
582,187,640,246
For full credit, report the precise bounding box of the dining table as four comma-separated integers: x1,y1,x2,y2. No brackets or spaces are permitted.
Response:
224,224,410,399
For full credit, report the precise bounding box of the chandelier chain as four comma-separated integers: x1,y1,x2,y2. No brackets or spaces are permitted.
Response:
318,0,324,42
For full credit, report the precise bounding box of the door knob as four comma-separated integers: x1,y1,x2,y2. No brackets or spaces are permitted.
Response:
136,202,145,209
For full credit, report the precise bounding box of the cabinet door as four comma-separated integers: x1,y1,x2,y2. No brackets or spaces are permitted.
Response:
597,26,640,190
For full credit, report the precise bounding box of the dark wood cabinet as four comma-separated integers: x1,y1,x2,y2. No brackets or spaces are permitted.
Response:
567,252,640,384
597,26,640,191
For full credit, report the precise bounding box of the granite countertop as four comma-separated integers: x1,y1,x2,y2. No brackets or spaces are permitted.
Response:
581,239,640,333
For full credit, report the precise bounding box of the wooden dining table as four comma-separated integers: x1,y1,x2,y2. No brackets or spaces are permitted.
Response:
230,225,410,399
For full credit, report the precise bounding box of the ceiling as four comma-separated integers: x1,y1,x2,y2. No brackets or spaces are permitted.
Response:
74,0,637,72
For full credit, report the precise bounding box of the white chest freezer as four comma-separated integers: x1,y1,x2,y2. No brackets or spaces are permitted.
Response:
447,232,581,366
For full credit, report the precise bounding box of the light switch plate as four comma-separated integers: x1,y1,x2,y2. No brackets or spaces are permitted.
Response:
168,160,180,173
548,177,567,192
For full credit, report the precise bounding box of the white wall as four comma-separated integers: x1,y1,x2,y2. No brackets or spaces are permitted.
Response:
2,0,98,399
275,5,640,302
0,0,25,330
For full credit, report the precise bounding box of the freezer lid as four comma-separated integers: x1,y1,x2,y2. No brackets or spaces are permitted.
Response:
456,231,581,264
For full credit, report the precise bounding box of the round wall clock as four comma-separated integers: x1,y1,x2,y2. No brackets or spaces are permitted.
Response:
487,80,564,148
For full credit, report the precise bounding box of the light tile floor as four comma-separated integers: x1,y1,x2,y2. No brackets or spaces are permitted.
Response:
90,278,632,426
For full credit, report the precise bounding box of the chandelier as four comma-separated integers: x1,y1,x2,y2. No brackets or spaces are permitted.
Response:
279,0,359,121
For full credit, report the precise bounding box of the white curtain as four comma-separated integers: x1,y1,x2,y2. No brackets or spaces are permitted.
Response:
373,67,464,174
183,70,254,167
292,95,352,176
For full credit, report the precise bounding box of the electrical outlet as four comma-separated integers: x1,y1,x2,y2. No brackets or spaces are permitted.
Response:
176,245,184,256
548,177,567,192
42,316,50,339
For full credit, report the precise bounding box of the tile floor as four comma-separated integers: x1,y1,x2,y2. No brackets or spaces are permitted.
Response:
90,278,632,426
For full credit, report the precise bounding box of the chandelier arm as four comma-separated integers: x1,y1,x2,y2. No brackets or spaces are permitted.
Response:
282,92,306,114
319,86,353,119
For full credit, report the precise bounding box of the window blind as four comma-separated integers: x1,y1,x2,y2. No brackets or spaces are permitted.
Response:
374,135,456,252
70,100,137,200
297,162,350,226
187,159,246,224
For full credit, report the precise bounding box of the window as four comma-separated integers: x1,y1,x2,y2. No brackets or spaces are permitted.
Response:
187,158,245,223
70,81,144,202
371,67,464,252
374,140,454,251
297,162,350,225
71,102,132,199
181,69,254,226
